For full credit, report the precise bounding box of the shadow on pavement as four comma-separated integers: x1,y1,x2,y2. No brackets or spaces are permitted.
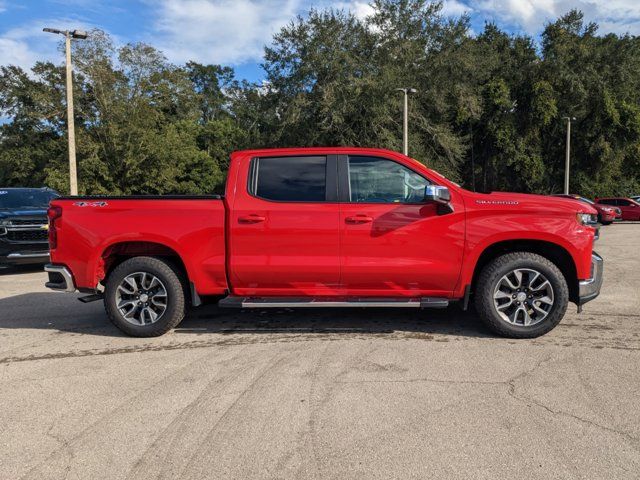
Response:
0,292,493,339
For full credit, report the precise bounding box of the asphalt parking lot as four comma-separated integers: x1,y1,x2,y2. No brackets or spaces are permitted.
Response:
0,224,639,479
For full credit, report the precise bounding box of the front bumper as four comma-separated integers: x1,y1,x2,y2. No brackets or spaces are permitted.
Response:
578,252,603,306
44,264,76,292
0,251,50,265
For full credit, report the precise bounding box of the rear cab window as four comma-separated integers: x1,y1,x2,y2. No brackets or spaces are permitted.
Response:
249,156,329,202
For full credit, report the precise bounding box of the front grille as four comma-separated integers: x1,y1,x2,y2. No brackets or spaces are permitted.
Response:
6,217,47,226
6,230,48,242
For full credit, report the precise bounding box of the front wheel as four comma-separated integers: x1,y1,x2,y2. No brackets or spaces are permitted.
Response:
474,252,569,338
601,220,613,226
104,256,186,337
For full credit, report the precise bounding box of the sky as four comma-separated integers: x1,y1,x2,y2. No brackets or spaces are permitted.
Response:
1,0,640,82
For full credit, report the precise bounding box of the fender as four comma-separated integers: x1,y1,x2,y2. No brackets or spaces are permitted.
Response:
454,229,591,298
91,233,196,289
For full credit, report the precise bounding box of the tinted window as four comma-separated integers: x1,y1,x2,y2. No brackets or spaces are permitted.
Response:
599,199,617,206
254,156,326,202
0,189,58,209
348,156,430,203
618,199,631,206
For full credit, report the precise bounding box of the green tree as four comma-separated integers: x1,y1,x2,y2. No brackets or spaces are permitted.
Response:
2,5,640,198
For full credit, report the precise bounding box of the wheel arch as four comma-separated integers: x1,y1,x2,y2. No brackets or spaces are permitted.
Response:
469,239,579,304
98,241,197,304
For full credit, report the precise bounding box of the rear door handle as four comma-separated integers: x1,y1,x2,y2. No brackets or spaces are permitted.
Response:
345,215,373,224
238,214,266,224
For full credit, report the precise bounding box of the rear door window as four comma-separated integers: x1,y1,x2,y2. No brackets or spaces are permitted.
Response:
251,156,327,202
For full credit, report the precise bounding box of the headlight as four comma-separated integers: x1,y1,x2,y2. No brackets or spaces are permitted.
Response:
576,213,598,226
0,219,11,226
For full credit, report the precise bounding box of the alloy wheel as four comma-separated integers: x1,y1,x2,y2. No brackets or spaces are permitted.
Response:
115,271,168,326
493,268,554,327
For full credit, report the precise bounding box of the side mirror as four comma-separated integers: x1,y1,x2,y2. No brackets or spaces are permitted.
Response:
424,185,451,205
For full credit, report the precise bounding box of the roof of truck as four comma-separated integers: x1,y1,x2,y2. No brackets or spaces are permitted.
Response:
232,147,401,156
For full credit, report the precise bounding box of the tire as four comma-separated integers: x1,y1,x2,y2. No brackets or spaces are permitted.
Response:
474,252,569,338
601,221,613,226
104,256,186,337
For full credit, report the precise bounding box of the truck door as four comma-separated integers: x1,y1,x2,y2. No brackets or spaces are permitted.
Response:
228,154,341,296
338,155,465,297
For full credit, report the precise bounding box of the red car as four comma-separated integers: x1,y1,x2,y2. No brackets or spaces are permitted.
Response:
44,147,602,339
595,197,640,221
553,194,619,225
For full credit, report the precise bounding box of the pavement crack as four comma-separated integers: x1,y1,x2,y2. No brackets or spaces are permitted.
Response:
335,377,505,386
177,352,290,479
506,355,640,446
42,419,74,480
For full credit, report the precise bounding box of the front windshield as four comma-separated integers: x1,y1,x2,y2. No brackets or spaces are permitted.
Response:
0,189,58,209
578,197,595,205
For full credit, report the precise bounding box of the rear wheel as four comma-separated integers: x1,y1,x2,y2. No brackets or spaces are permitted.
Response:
104,256,186,337
474,252,569,338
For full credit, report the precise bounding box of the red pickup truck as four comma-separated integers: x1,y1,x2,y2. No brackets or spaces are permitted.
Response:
44,147,603,338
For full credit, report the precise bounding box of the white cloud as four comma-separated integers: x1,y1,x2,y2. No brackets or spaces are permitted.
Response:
148,0,380,66
331,0,374,19
0,24,58,70
349,1,375,19
149,0,302,65
471,0,640,35
442,0,472,17
0,19,94,71
0,36,38,68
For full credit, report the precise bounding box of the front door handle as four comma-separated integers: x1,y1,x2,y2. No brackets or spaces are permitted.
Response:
345,215,373,224
238,214,266,224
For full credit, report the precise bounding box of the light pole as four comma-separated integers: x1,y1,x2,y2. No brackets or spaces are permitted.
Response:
395,88,417,156
562,116,576,195
43,28,88,196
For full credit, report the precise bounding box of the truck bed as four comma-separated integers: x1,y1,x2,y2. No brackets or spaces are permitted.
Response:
49,196,228,295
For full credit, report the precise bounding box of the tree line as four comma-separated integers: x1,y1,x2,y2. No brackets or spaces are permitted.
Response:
1,0,639,197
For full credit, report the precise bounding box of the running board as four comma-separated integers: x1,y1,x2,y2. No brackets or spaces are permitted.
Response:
218,296,449,309
78,293,104,303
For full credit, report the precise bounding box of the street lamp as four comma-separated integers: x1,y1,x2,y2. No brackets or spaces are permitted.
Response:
395,88,417,156
562,116,576,195
43,28,88,196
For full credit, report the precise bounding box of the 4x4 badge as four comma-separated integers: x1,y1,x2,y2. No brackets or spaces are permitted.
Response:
74,201,108,207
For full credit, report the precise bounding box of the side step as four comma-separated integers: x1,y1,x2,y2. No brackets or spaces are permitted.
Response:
218,296,449,309
78,293,104,303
